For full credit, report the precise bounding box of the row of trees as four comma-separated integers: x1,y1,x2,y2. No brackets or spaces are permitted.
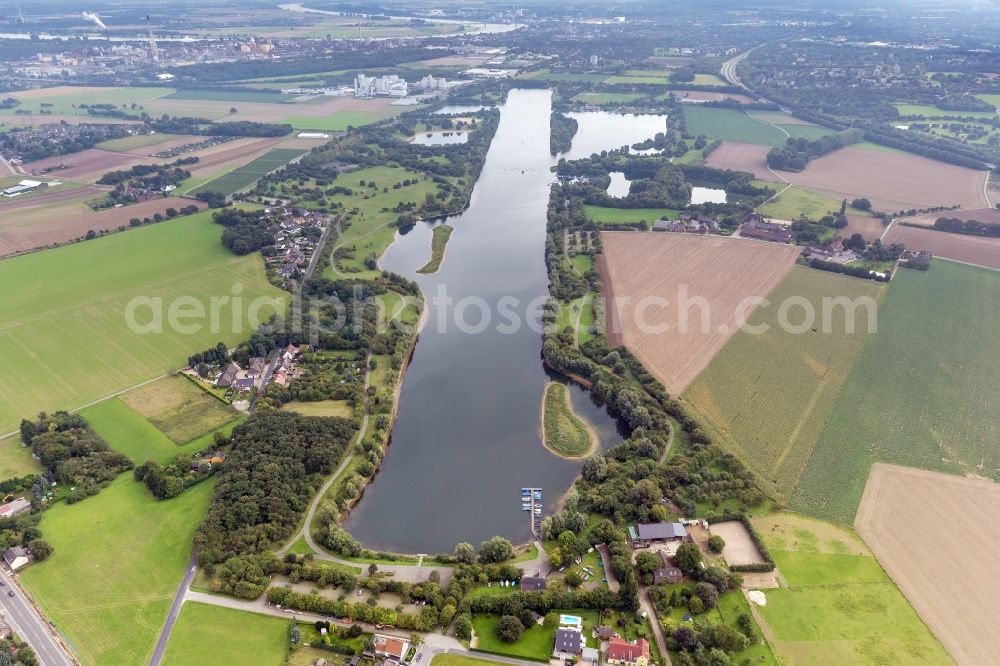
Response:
765,129,863,171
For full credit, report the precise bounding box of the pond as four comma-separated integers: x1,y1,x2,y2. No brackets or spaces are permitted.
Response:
690,186,727,205
410,131,469,145
434,105,490,115
607,172,632,198
343,90,632,554
560,111,668,161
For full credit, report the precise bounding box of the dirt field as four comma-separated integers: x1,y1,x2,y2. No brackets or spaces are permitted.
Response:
884,223,1000,270
599,232,801,395
677,91,754,104
783,147,989,212
0,185,107,212
709,521,766,566
856,463,1000,666
899,207,1000,228
704,141,775,180
22,149,156,183
144,95,397,123
843,213,888,241
0,197,204,257
123,135,204,157
182,137,286,178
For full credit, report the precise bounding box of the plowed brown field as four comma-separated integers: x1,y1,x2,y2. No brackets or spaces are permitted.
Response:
856,463,1000,666
599,232,801,394
704,141,775,180
885,223,1000,270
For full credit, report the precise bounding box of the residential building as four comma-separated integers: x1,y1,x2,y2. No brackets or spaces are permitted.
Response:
739,213,794,243
520,575,547,591
248,356,267,378
582,646,600,666
372,634,409,661
606,637,650,666
216,362,239,388
553,627,584,658
3,546,30,571
594,626,617,641
0,497,31,518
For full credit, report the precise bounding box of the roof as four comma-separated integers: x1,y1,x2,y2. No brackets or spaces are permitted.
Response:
582,647,600,663
0,498,31,518
635,522,688,540
3,547,28,566
520,575,547,591
654,567,683,584
595,626,616,640
554,628,583,654
607,637,650,663
373,635,407,658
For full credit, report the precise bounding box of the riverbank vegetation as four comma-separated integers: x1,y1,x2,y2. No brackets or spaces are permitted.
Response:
550,111,579,154
417,224,454,274
542,382,596,458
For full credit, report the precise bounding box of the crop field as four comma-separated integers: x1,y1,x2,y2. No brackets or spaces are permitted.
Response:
792,260,1000,523
163,89,293,104
522,68,609,83
691,73,727,86
703,141,774,180
894,103,997,119
604,74,670,84
190,148,304,196
673,90,753,104
0,210,285,435
781,146,989,212
682,107,788,146
842,214,888,241
856,464,1000,666
95,132,182,152
600,232,801,396
683,266,883,500
884,223,1000,270
22,148,159,182
119,374,238,444
583,205,680,225
752,512,950,666
283,399,354,418
542,382,595,457
20,476,215,666
162,602,290,666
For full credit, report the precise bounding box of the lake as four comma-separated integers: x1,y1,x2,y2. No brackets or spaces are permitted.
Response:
343,90,638,553
607,172,631,198
411,131,469,146
560,112,668,161
434,105,490,115
690,186,727,204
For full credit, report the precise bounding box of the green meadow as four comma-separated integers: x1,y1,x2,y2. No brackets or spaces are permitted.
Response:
682,107,788,146
162,603,290,666
20,476,215,666
0,210,285,435
583,205,680,224
190,148,304,196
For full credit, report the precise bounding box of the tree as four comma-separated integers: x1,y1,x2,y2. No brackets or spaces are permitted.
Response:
565,570,583,587
454,614,473,640
707,535,726,553
708,624,748,653
674,542,702,572
695,581,719,609
496,615,524,643
582,454,607,482
454,542,476,564
478,536,514,563
368,563,378,576
851,197,872,211
687,594,704,614
673,626,700,650
635,550,661,575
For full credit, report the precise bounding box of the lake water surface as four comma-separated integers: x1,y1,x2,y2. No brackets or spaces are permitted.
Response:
344,90,641,553
561,112,668,161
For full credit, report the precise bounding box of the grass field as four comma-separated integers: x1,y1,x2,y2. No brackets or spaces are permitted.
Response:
522,68,609,84
758,186,873,220
20,476,215,666
95,132,182,152
793,260,1000,523
682,107,788,147
894,102,997,119
164,89,293,104
691,73,728,86
542,382,595,458
0,86,171,116
572,92,646,105
473,610,599,661
433,655,506,666
81,398,210,464
283,399,354,417
0,210,285,435
282,107,403,132
976,94,1000,111
753,513,950,665
190,148,304,196
583,205,680,225
682,266,884,500
604,74,669,84
780,124,836,140
120,374,237,444
161,602,290,666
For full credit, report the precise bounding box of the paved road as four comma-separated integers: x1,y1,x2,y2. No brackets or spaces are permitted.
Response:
0,570,76,666
147,552,198,666
249,349,283,412
639,584,671,666
303,218,334,280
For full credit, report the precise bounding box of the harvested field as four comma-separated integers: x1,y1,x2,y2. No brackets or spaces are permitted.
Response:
95,133,183,153
703,141,774,180
0,195,203,257
856,463,1000,666
708,521,766,566
684,267,883,500
182,137,285,179
144,94,397,125
599,232,800,395
676,90,753,104
0,184,106,212
22,148,157,182
885,224,1000,270
898,206,1000,228
190,148,304,196
120,135,206,157
782,147,989,212
843,213,887,241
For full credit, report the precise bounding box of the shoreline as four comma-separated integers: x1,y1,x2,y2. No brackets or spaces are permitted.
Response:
539,381,598,460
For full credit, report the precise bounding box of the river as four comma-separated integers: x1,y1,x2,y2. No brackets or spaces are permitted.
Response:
344,89,642,553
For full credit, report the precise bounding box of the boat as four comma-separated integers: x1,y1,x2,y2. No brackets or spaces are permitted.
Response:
521,506,531,511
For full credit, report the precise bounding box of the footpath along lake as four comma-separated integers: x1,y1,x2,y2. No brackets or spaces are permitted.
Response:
344,90,663,553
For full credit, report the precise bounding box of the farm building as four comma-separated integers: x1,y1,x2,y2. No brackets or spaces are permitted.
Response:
607,637,650,666
216,363,239,388
3,546,30,571
553,627,583,658
520,574,547,591
740,213,794,243
2,179,43,197
628,521,688,547
372,634,409,660
0,497,31,518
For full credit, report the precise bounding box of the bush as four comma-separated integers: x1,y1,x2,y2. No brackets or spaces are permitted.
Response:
496,615,525,643
707,535,725,553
